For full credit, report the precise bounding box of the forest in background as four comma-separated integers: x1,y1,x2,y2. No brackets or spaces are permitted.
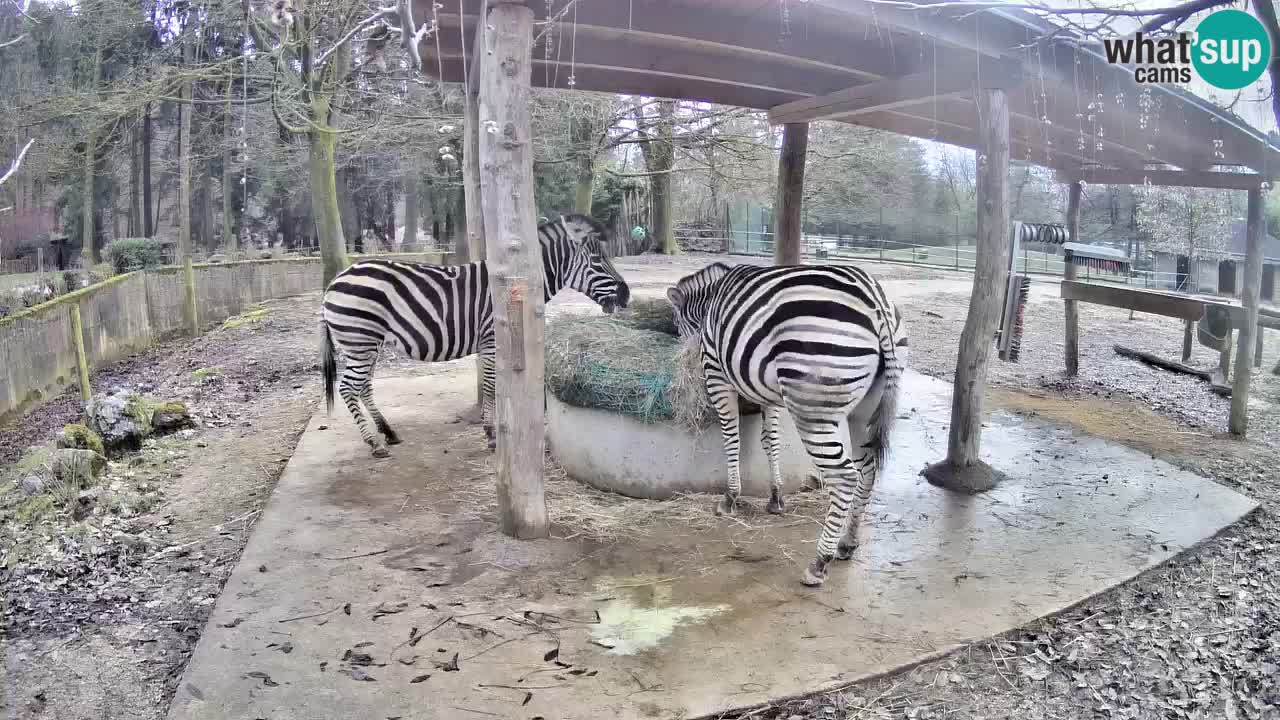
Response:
1,0,1278,282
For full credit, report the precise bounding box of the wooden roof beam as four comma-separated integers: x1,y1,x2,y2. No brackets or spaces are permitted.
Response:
768,61,1022,125
1053,168,1270,190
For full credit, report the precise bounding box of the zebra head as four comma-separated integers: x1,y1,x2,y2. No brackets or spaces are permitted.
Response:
544,213,631,314
666,262,732,338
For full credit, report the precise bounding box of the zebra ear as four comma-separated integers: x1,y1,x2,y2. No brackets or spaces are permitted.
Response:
666,287,682,306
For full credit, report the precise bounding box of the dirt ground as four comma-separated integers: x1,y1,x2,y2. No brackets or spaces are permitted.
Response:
2,254,1278,719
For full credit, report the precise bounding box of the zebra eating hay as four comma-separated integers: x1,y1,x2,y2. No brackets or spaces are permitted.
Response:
321,214,630,457
666,262,907,587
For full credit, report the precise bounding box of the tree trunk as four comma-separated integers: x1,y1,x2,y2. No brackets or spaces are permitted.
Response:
385,183,396,249
649,100,677,254
201,159,216,252
403,171,419,252
570,113,595,214
1230,187,1265,435
1064,181,1082,375
462,5,486,408
129,121,141,237
224,91,237,250
478,1,548,539
773,122,808,265
143,104,153,237
309,127,348,287
80,32,103,264
923,88,1011,494
179,59,198,334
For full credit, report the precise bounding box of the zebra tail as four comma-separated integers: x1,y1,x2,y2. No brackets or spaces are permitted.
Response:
871,310,905,466
322,321,336,415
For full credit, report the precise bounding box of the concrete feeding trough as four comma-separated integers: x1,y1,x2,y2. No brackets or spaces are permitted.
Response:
545,394,814,500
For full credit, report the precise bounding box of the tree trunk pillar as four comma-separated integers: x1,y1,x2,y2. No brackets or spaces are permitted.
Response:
463,0,487,409
478,1,548,539
774,122,808,265
1064,181,1082,375
1230,187,1265,435
923,88,1011,494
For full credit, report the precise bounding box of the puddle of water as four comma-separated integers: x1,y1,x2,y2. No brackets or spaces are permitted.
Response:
591,579,728,656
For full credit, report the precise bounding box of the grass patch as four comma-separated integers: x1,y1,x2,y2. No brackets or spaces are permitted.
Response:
221,304,270,330
192,367,221,384
60,423,105,455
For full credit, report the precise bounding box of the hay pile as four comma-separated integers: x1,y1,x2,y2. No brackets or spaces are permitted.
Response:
544,299,715,430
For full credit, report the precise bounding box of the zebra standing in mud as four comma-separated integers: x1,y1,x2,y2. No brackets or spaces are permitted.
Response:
666,262,907,587
321,214,630,457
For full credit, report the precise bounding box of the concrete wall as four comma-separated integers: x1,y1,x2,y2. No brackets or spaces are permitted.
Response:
0,253,449,424
546,395,814,499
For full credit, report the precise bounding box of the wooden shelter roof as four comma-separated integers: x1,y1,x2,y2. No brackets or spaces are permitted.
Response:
419,0,1280,183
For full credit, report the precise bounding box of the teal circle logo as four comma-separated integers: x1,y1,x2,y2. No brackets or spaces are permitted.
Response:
1192,9,1271,90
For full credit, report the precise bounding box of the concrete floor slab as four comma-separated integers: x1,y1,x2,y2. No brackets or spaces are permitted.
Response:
168,367,1257,720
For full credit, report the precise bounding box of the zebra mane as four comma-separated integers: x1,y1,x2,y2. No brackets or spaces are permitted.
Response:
674,262,731,299
542,213,608,250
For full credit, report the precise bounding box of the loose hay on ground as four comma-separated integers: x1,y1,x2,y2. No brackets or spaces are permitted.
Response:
544,299,715,430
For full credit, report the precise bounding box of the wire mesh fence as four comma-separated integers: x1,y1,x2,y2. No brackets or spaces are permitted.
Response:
713,228,1202,291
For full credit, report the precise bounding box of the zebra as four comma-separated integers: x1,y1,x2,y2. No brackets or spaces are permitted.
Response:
321,214,630,457
666,261,907,587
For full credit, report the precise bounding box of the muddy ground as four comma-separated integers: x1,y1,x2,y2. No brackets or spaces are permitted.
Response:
1,254,1278,720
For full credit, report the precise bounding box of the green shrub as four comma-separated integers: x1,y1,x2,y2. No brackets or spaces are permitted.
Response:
105,238,164,274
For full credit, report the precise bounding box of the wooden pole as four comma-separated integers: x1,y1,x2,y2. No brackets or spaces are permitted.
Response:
923,88,1010,494
463,1,487,412
478,1,548,539
1255,327,1264,368
1182,319,1194,361
69,303,91,402
1229,187,1265,435
1063,181,1082,376
773,122,808,265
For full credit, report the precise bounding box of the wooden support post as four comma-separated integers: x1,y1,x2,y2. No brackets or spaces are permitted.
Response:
923,88,1010,494
69,303,91,402
1230,187,1265,435
773,122,808,265
183,258,198,336
1219,331,1232,382
1064,180,1082,376
478,1,548,539
463,1,487,413
1182,319,1194,362
1256,326,1264,368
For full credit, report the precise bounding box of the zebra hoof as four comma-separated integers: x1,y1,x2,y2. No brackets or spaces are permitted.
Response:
714,496,738,517
372,447,391,459
801,560,828,587
486,438,497,452
766,491,786,515
384,432,402,446
835,539,858,561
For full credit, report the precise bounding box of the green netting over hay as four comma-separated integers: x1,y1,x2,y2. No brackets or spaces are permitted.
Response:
545,299,715,430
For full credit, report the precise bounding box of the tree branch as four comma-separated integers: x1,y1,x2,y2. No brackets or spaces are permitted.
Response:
0,139,34,188
0,32,29,50
316,6,398,70
1138,0,1233,32
1251,0,1280,131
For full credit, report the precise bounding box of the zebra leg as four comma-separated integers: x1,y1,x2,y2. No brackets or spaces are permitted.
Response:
790,413,859,587
707,373,743,517
480,348,497,451
339,346,389,458
835,447,878,561
761,405,785,514
360,375,401,445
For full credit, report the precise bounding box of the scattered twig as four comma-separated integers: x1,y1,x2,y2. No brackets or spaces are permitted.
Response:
324,548,390,561
450,707,500,717
277,604,343,624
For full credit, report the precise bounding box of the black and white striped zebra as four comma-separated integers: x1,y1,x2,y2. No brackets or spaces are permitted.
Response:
666,262,907,586
321,214,630,457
